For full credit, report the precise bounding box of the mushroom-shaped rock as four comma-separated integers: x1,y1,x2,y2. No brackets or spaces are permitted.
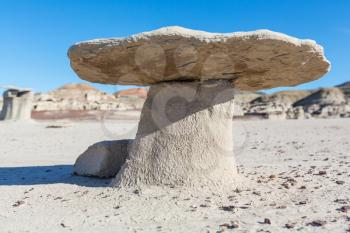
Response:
74,140,132,178
68,26,330,188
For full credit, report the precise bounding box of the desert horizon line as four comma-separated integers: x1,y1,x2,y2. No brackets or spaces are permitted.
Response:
1,80,349,95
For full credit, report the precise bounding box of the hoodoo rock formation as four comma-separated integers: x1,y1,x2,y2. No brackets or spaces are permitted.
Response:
68,26,330,188
0,88,33,121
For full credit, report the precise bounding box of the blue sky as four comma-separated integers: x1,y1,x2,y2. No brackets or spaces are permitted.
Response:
1,0,349,94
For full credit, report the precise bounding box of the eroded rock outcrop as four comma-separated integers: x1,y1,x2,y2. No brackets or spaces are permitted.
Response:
0,88,33,121
294,88,348,118
68,26,330,188
235,87,350,120
245,90,312,119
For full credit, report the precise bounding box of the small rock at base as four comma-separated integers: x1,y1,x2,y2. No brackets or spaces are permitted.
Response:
74,140,132,178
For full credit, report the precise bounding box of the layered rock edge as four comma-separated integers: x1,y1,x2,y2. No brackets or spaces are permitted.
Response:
68,26,330,91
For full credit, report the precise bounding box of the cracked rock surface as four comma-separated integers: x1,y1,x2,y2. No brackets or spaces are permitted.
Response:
68,26,330,91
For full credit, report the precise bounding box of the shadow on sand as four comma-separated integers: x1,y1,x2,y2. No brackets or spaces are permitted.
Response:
0,165,111,187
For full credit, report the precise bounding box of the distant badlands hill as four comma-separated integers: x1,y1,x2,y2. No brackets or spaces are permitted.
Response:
247,86,350,119
114,88,148,99
57,83,99,91
337,81,350,89
32,83,145,111
294,88,347,107
336,81,350,97
1,82,349,120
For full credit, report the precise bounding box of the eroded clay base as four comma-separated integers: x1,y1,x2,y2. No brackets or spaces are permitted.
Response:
113,80,238,188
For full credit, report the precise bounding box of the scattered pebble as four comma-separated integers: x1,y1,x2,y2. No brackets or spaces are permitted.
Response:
334,199,348,204
12,201,25,207
307,220,327,227
285,223,295,229
219,221,239,229
264,218,271,224
46,125,64,128
296,201,307,205
317,171,327,175
339,205,350,213
219,205,235,211
252,191,261,196
24,188,34,194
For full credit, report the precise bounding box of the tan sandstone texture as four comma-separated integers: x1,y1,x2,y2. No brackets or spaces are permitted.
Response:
68,26,330,91
74,140,132,178
68,26,330,188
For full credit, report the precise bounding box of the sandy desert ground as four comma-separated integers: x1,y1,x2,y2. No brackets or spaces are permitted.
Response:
0,117,350,233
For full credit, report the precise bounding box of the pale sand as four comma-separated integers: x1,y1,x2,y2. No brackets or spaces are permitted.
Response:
0,118,349,232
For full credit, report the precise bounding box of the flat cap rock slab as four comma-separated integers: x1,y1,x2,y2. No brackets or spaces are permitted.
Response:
74,140,132,178
68,26,330,91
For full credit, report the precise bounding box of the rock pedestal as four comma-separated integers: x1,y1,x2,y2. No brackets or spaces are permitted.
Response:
113,80,237,187
0,89,33,121
69,26,330,188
